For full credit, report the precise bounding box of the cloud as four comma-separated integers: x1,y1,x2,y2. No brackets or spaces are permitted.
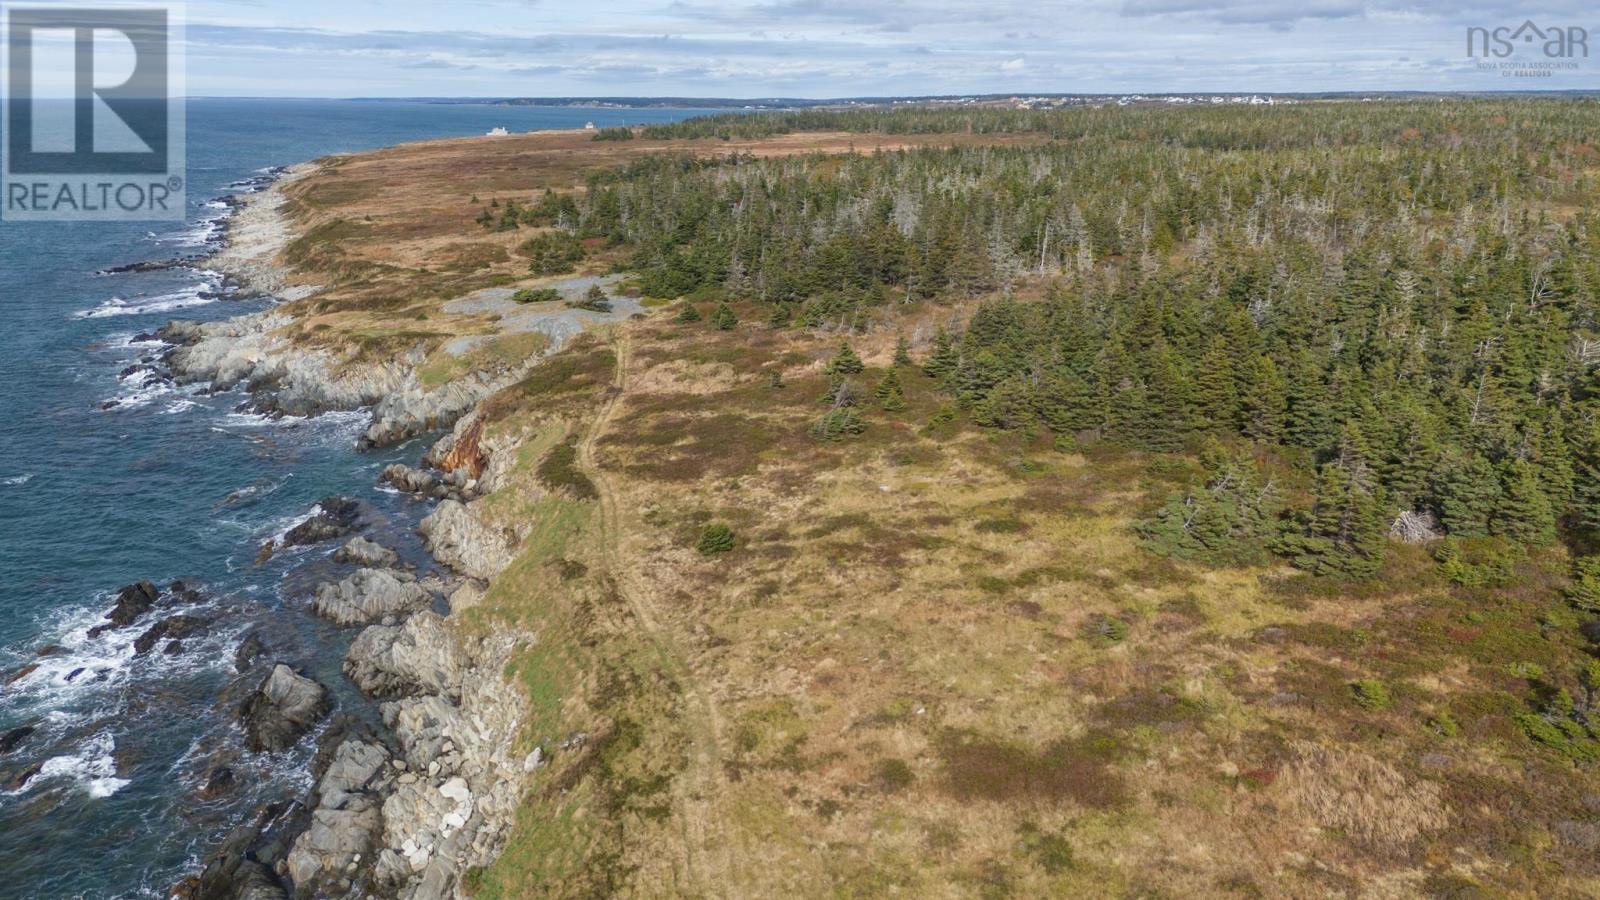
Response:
1119,0,1365,26
177,0,1600,96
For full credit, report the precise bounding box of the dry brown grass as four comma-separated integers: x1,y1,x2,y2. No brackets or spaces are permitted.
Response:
1278,741,1451,853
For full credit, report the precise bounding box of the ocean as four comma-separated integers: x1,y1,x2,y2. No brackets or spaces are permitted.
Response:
0,99,714,898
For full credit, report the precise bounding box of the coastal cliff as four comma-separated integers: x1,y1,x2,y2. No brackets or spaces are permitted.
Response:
169,169,554,900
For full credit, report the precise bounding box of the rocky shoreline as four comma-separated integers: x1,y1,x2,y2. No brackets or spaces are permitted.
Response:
142,167,540,899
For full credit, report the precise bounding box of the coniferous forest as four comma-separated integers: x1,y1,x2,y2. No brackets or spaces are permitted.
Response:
546,101,1600,583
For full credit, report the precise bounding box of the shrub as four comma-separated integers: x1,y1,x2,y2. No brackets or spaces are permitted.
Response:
710,302,738,331
675,303,702,323
1350,679,1392,711
536,439,598,500
1433,537,1524,588
809,408,865,442
1567,556,1600,612
873,758,914,793
520,231,584,275
696,523,735,555
512,287,561,304
569,283,612,312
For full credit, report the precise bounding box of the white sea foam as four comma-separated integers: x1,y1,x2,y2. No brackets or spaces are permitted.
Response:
32,732,129,799
100,368,178,411
2,474,31,486
161,399,200,415
75,283,220,320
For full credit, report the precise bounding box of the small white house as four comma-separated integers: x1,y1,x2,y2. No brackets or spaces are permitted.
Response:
486,126,509,137
584,121,596,130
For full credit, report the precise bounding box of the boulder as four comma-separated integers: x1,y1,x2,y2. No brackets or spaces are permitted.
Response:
382,695,470,773
235,633,267,673
343,612,461,700
283,498,362,547
0,725,35,755
380,464,438,496
201,765,238,800
168,580,206,604
2,761,42,791
3,663,39,688
333,536,400,569
174,810,295,900
88,581,160,637
312,569,432,627
239,665,331,753
134,614,211,655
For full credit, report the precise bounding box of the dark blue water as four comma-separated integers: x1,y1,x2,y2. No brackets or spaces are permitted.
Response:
0,100,714,898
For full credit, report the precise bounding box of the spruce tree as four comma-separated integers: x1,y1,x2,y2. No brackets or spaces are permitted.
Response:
876,368,906,411
923,327,960,381
828,342,866,376
1034,373,1098,434
1239,354,1287,443
893,334,913,367
1572,410,1600,532
1193,335,1238,432
676,303,701,323
1137,438,1282,565
710,302,738,331
1433,452,1500,537
1492,458,1557,546
1288,462,1389,578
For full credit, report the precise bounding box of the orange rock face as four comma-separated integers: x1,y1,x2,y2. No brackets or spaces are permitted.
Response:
438,420,487,480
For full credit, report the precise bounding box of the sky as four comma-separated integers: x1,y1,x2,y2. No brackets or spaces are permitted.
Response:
41,0,1600,96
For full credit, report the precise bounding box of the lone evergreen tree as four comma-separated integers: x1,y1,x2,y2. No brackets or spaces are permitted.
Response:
828,342,865,376
893,334,913,367
710,302,738,331
570,284,612,313
696,523,735,555
676,302,701,323
876,368,906,411
810,407,866,441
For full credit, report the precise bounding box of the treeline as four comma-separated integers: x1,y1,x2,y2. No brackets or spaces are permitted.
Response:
554,101,1600,576
636,98,1600,149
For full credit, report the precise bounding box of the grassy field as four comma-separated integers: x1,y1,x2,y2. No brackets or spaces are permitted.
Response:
274,128,1600,898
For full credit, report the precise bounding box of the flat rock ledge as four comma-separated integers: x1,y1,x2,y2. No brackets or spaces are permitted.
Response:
312,569,433,627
